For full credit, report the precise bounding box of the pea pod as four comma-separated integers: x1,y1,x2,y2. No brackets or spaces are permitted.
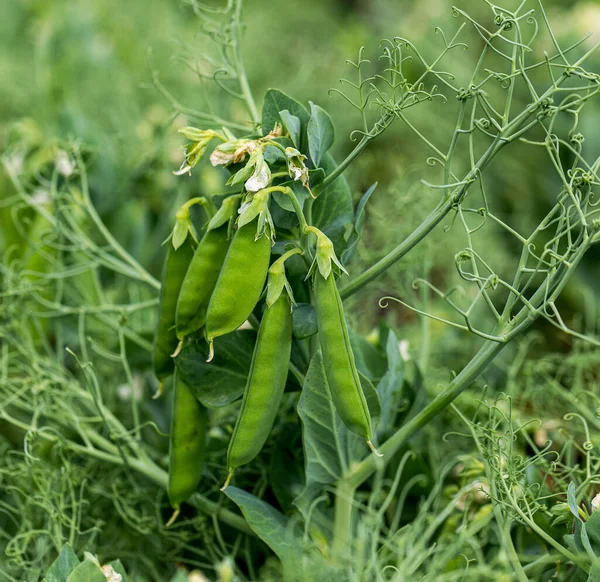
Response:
175,225,230,341
222,292,292,489
314,272,380,454
205,219,271,360
153,241,194,384
167,369,208,521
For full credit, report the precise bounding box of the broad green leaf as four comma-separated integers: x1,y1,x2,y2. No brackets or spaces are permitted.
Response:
567,482,595,558
66,559,105,582
376,329,405,438
279,110,301,148
292,303,318,339
307,101,335,168
341,182,377,265
46,544,81,582
272,180,308,214
588,561,600,582
587,512,600,552
311,153,354,256
175,331,255,408
264,137,292,164
261,89,310,152
294,351,369,520
224,486,340,581
223,486,304,561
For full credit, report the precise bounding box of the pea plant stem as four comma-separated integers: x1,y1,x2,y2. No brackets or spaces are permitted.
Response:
332,480,357,558
233,0,259,125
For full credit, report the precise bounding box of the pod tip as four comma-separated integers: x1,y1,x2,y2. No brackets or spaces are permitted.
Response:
206,341,215,363
165,507,180,527
367,440,383,458
220,471,233,492
170,339,183,358
152,381,164,400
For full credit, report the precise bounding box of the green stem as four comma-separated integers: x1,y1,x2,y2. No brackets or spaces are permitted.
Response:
345,338,508,490
233,0,259,124
313,133,372,196
265,186,308,232
332,480,356,557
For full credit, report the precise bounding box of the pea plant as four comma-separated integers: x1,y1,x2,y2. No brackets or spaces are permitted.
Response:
3,0,600,580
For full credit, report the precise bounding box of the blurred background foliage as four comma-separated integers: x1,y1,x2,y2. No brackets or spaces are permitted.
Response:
2,0,600,580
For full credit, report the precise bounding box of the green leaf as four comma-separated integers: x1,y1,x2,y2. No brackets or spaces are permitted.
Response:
311,153,354,256
66,560,106,582
224,486,340,581
588,560,600,582
294,351,368,520
261,90,310,152
292,303,318,339
587,512,600,552
307,102,334,168
280,110,301,148
223,486,304,561
376,329,405,437
272,181,308,214
264,137,293,164
46,544,81,582
175,331,256,408
568,482,596,557
341,182,377,265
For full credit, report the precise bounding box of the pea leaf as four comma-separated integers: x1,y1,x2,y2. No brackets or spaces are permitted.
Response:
261,89,310,152
66,560,106,582
46,544,80,582
294,351,370,521
341,182,377,265
224,486,340,580
376,329,405,438
292,303,318,339
174,331,256,408
311,153,354,256
272,180,308,214
307,101,334,168
280,110,301,148
223,486,304,561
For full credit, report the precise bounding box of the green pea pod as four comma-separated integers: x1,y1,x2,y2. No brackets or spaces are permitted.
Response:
175,225,230,341
153,241,194,384
314,272,380,455
167,369,207,520
205,219,271,360
222,293,292,489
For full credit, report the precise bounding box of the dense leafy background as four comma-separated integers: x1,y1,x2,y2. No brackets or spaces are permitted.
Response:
2,0,600,580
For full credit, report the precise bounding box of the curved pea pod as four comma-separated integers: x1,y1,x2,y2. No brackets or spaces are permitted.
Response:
175,225,230,341
222,293,292,489
314,272,380,454
205,219,271,359
153,241,194,384
167,369,208,519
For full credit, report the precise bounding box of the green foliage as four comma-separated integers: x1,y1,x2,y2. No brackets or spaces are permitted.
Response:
3,0,600,581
